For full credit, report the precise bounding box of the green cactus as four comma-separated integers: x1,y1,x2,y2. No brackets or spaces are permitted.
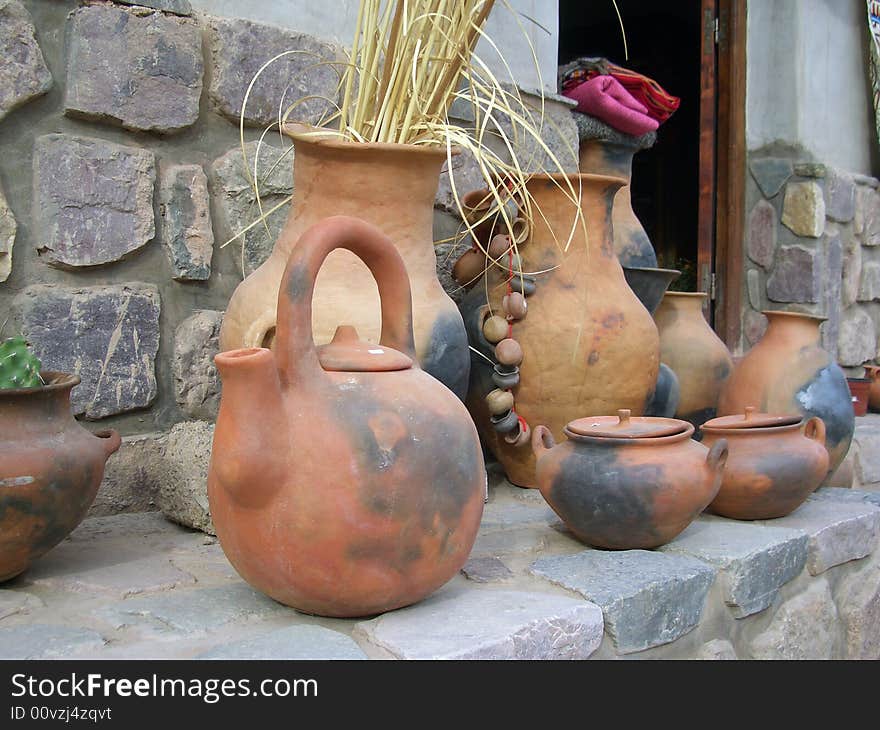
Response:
0,335,43,389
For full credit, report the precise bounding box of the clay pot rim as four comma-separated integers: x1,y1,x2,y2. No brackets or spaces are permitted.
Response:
701,419,806,436
622,266,682,277
761,309,827,324
0,370,79,397
563,420,696,446
282,123,458,158
663,291,707,299
525,171,628,187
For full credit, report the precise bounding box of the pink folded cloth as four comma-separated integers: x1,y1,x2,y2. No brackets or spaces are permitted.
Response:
564,75,659,136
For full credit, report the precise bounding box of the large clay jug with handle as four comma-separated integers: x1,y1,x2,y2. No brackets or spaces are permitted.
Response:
208,215,485,619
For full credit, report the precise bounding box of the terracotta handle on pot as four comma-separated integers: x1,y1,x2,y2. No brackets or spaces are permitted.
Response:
706,438,728,473
94,429,122,458
804,416,826,448
531,425,556,459
274,215,417,381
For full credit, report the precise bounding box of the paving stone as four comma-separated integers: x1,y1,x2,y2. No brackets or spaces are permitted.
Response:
863,188,880,246
835,553,880,658
0,589,42,621
782,181,825,237
159,164,213,280
199,625,367,660
757,500,880,575
156,421,215,535
825,168,856,223
809,487,880,509
98,583,289,636
858,261,880,302
113,0,192,15
0,181,14,282
470,524,557,558
173,310,222,420
743,309,768,346
479,499,557,530
460,556,514,583
16,283,160,419
747,200,776,270
65,5,202,133
853,421,880,485
353,586,603,660
838,306,876,367
749,157,793,199
747,268,762,309
696,638,737,660
842,232,862,307
766,244,820,302
208,16,340,128
747,578,837,659
32,555,196,599
660,519,808,618
90,433,166,518
0,624,105,659
0,0,52,121
210,141,293,275
793,162,826,178
33,134,156,268
529,550,715,654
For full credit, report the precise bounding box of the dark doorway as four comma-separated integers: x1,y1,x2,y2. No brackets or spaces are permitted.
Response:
558,0,703,292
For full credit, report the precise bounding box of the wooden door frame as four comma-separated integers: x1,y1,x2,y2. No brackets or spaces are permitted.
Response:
712,0,747,350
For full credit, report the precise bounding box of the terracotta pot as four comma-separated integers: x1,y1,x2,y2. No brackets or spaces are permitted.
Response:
864,364,880,412
208,215,485,618
654,291,734,428
578,139,657,267
622,266,681,315
701,407,829,520
848,378,871,417
717,310,854,476
219,124,470,399
0,372,121,582
531,410,727,549
459,173,661,487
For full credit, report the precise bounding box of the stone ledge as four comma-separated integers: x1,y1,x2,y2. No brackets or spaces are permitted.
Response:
353,586,603,660
198,626,367,660
853,414,880,486
760,498,880,575
659,518,808,618
529,550,715,654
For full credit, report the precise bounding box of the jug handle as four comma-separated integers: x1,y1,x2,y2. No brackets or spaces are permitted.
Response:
706,439,728,472
804,416,826,449
531,425,556,459
93,429,122,458
274,215,417,381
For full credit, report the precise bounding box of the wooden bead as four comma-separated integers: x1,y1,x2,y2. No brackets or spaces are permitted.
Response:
502,292,528,320
485,388,514,416
482,315,509,344
488,234,512,259
452,248,485,287
495,338,523,366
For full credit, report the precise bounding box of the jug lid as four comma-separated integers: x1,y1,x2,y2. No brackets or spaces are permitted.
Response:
703,406,802,430
317,325,413,372
565,409,691,440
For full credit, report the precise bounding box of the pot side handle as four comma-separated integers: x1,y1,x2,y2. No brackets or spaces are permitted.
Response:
706,438,728,473
531,425,556,459
804,416,826,449
93,429,122,459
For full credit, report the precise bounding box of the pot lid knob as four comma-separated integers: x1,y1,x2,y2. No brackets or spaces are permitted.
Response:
317,325,413,372
618,409,631,424
744,406,756,421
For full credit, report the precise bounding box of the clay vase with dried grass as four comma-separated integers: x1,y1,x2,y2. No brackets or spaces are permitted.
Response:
219,124,470,398
459,173,661,488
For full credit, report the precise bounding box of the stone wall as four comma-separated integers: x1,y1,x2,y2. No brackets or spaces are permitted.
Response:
743,145,880,373
0,0,577,521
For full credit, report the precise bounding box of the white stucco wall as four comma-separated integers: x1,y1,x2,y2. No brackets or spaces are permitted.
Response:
189,0,558,94
747,0,875,174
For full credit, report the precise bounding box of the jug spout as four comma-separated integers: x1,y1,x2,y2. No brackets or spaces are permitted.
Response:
212,347,287,506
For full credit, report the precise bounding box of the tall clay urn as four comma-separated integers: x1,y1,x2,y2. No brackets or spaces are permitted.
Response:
1,373,121,582
654,291,734,428
208,215,485,619
219,124,470,399
717,310,854,476
459,173,661,488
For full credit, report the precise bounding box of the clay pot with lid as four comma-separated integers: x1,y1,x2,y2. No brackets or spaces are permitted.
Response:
1,373,121,582
654,291,734,428
717,310,854,477
701,407,829,520
208,215,485,618
531,410,727,550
